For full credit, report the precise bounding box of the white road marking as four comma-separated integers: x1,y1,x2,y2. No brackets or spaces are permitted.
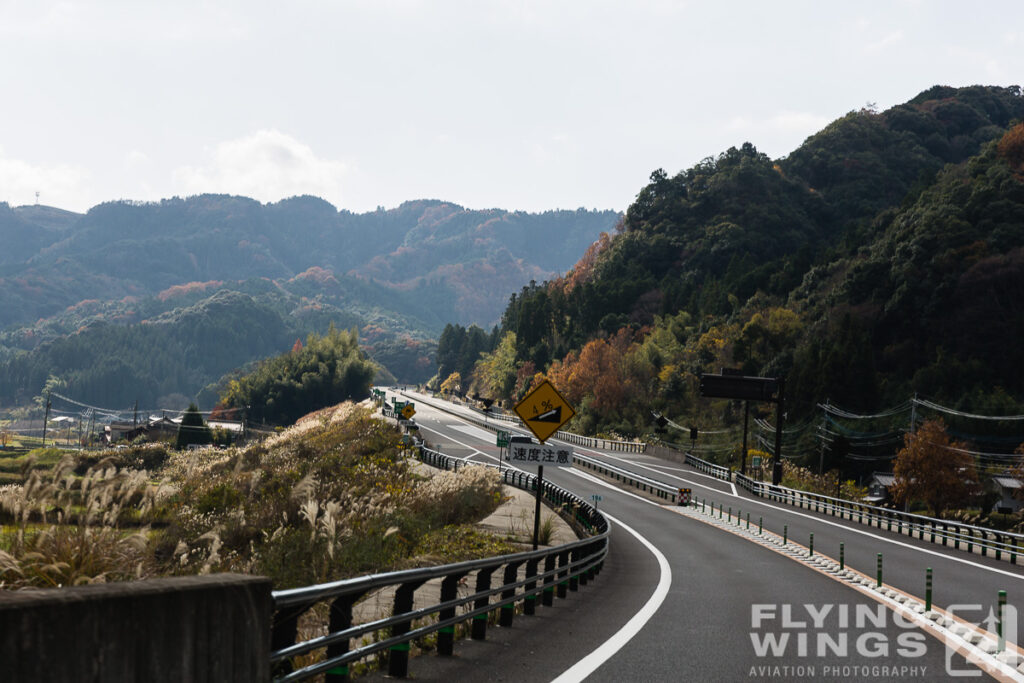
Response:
449,423,497,443
551,509,672,683
415,397,1024,581
583,449,1024,582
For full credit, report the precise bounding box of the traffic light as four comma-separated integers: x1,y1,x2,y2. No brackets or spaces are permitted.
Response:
690,426,698,441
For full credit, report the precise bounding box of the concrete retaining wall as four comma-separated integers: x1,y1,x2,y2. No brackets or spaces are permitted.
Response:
0,573,271,683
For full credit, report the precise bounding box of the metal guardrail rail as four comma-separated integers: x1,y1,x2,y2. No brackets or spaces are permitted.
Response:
269,447,609,682
683,452,732,481
573,453,683,505
735,473,1024,563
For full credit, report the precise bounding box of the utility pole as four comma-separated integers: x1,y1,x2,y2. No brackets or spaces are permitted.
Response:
41,393,51,447
818,400,829,474
741,401,749,476
772,379,785,485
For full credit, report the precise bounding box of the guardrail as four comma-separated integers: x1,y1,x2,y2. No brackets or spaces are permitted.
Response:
684,452,732,481
573,453,683,504
735,473,1024,564
269,446,609,681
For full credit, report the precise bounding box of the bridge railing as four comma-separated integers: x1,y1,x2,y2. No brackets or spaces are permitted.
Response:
735,473,1024,563
270,447,609,681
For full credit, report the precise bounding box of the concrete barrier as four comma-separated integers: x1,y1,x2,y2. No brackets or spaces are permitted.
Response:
0,574,271,683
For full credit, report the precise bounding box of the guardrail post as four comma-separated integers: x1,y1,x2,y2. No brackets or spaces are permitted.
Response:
557,550,570,598
325,595,357,682
876,553,883,588
925,568,932,612
472,567,496,641
271,606,304,678
542,553,556,606
569,548,581,591
439,572,468,655
389,582,422,677
500,561,524,627
995,533,1002,561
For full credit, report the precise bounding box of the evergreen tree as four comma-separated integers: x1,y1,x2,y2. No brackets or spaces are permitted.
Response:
176,402,213,449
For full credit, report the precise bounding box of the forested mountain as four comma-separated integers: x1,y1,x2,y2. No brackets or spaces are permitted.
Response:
455,85,1024,451
0,199,618,408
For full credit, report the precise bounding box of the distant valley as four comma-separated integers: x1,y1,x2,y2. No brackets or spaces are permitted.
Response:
0,197,619,408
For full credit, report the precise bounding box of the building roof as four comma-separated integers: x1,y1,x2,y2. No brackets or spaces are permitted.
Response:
871,473,896,487
992,476,1023,490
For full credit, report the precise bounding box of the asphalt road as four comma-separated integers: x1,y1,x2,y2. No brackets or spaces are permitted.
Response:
371,391,1014,681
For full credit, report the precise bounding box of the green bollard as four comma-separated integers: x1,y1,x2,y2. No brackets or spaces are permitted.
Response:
783,525,787,545
758,516,763,534
702,499,706,513
728,506,732,523
877,553,883,588
925,568,932,612
840,542,844,570
809,533,814,557
746,512,750,530
998,590,1006,653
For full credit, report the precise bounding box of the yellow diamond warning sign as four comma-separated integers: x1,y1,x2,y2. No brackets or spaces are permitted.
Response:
401,404,416,419
514,380,575,443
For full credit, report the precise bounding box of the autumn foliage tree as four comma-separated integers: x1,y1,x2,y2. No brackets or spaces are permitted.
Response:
440,372,461,396
997,121,1024,171
892,419,978,517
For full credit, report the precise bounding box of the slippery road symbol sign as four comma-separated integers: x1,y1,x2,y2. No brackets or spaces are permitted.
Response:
514,380,576,443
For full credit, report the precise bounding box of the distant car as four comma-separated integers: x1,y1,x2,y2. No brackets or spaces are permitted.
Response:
508,434,536,446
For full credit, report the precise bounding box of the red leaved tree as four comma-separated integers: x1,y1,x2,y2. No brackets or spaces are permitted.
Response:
892,419,978,517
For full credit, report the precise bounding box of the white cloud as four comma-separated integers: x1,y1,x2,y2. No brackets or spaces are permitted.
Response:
173,130,352,205
0,146,91,209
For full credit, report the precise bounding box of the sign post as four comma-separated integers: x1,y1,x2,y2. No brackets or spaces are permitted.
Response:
496,430,509,476
513,381,576,549
699,372,785,485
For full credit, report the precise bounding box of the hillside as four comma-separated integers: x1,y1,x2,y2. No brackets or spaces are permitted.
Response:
467,85,1024,447
0,199,619,407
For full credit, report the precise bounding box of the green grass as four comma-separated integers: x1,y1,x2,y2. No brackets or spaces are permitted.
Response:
0,447,64,476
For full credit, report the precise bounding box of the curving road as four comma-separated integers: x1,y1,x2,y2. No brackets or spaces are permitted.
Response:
370,390,1021,681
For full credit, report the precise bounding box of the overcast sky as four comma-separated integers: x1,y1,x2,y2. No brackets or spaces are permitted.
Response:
1,0,1021,215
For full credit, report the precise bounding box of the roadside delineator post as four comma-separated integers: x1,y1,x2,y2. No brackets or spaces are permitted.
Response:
998,590,1007,653
783,525,787,545
809,533,814,557
758,516,763,534
877,553,883,588
925,568,932,612
839,542,844,570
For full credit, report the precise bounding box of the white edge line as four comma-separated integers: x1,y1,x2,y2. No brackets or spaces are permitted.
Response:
551,509,672,683
582,448,1024,582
